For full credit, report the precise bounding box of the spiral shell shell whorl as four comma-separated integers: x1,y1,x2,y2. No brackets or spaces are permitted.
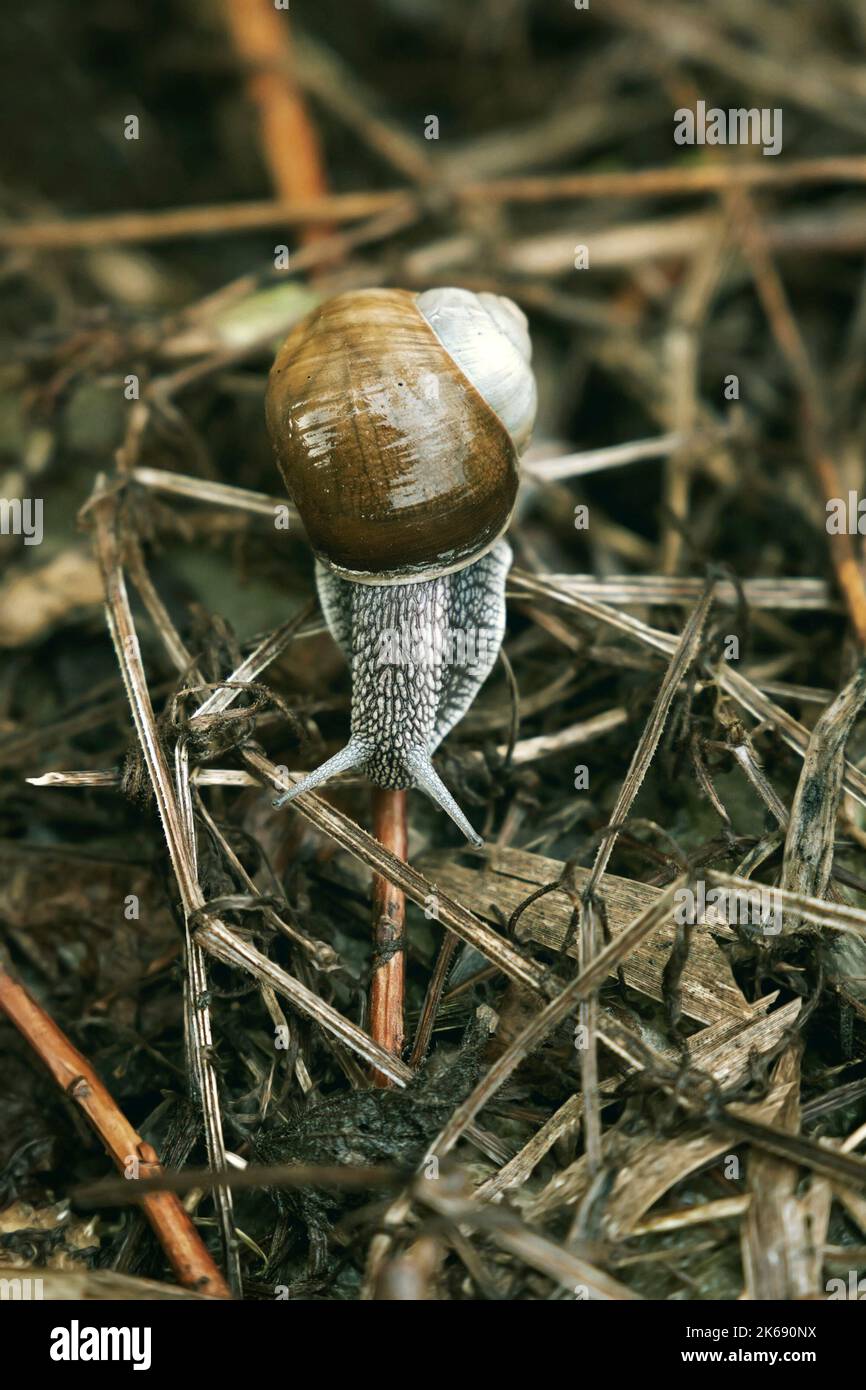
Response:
265,287,536,584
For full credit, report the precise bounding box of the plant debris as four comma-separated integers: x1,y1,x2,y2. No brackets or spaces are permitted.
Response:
2,0,866,1305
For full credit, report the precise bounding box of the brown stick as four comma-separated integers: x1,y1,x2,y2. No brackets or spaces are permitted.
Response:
369,789,408,1086
0,963,231,1299
409,930,459,1069
221,0,331,246
3,156,866,249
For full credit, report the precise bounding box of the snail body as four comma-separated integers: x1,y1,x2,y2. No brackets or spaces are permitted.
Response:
266,286,536,845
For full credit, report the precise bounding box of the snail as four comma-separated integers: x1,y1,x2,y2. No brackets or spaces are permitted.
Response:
265,286,537,846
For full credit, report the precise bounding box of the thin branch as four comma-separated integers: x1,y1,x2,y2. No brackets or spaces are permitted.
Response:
3,157,865,248
0,962,230,1299
221,0,331,247
369,789,408,1086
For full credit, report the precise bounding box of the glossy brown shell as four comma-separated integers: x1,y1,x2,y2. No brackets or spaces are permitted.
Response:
265,288,519,582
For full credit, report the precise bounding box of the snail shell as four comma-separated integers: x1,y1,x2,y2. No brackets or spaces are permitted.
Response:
265,287,536,584
267,286,537,844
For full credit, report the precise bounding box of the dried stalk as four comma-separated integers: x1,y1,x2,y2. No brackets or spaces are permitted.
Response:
510,570,866,807
87,480,242,1291
3,156,865,248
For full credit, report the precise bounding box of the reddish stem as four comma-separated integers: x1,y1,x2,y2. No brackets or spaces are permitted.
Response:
222,0,331,247
0,963,231,1298
369,788,408,1085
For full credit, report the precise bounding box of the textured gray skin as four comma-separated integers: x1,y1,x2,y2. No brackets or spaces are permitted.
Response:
274,541,512,845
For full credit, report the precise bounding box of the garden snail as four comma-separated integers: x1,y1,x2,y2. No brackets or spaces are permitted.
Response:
265,286,537,846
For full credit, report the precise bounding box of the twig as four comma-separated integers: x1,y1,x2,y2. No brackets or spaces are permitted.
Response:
86,480,243,1292
409,930,459,1069
0,962,230,1299
76,1162,401,1203
782,663,866,930
221,0,330,245
369,789,408,1086
417,1179,642,1300
529,586,712,1187
586,580,716,892
26,708,627,789
242,746,549,996
542,575,833,611
42,745,866,997
3,157,865,248
438,203,866,279
509,569,866,807
577,896,603,1179
133,466,297,522
523,431,690,481
425,883,686,1162
189,602,318,724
